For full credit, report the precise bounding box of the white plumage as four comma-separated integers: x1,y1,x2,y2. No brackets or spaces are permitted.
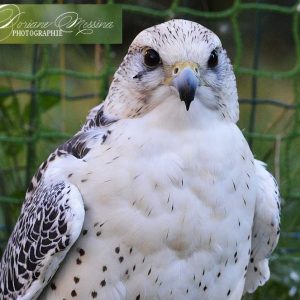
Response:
0,19,280,300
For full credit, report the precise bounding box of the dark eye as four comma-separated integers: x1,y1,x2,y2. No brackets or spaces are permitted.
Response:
207,49,218,68
144,48,161,67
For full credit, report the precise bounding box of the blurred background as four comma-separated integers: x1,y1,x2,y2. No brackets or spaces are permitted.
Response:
0,0,300,299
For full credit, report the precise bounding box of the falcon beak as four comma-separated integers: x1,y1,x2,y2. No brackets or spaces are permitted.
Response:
168,62,199,111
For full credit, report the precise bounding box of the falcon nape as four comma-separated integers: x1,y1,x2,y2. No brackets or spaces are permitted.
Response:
0,19,280,300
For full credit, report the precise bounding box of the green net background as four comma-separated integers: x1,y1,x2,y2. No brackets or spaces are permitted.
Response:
0,0,300,299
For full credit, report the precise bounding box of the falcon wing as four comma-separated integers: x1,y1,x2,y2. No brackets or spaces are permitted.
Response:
0,179,85,300
244,160,281,294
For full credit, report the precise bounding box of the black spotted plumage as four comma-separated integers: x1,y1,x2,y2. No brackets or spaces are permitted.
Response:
0,102,113,299
0,182,81,299
57,133,92,159
82,105,118,131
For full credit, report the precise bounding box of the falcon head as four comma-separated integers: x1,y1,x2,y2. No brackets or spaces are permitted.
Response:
104,19,239,123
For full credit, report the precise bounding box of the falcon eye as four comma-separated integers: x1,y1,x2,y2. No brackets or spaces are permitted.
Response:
144,48,161,68
207,49,218,68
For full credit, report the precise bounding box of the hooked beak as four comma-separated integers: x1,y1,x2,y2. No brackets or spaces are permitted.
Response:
166,62,199,111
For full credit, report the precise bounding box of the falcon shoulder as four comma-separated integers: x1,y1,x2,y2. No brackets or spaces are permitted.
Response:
244,159,281,294
0,179,84,300
0,125,111,299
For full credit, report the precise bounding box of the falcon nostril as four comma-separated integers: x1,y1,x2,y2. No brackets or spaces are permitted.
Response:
173,67,179,75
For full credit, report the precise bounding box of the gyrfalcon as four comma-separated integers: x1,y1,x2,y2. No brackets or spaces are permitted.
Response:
0,19,280,300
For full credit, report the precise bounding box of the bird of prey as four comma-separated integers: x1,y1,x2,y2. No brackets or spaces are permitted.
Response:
0,19,280,300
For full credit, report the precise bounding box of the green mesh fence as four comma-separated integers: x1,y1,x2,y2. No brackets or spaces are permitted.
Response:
0,1,300,298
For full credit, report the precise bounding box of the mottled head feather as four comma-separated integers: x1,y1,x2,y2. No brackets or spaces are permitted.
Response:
97,19,239,124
